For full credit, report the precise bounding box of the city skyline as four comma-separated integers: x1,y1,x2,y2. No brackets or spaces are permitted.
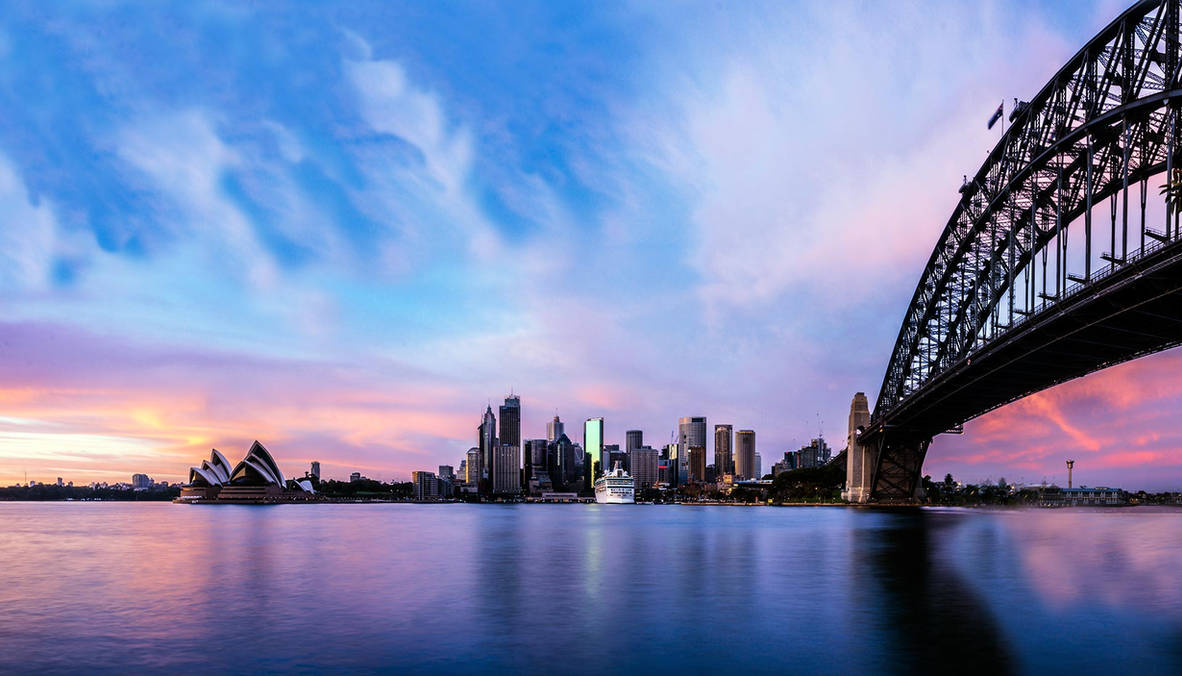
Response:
4,1,1182,491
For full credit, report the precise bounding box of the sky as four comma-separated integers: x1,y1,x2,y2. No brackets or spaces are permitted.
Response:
2,0,1180,491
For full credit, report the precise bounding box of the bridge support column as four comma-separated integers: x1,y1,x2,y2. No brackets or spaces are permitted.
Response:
871,436,931,502
842,393,873,503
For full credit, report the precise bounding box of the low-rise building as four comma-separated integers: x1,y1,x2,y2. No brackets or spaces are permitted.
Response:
1040,485,1126,506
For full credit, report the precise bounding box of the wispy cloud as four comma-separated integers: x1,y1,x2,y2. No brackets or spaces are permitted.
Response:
0,1,1177,489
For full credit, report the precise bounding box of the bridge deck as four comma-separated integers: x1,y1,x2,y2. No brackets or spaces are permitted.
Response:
866,238,1182,444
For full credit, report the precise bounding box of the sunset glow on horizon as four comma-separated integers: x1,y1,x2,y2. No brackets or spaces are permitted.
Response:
3,0,1181,490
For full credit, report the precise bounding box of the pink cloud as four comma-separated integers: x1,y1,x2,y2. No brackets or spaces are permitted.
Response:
928,348,1182,489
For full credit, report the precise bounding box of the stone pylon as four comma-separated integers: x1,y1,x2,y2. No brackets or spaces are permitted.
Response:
842,392,872,503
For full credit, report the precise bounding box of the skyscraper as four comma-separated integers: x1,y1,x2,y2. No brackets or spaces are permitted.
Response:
499,395,521,449
584,417,604,492
688,446,706,482
678,417,706,485
465,447,481,485
629,445,659,489
548,433,578,491
664,442,680,486
547,415,564,442
736,429,756,479
479,406,497,493
310,461,321,480
626,429,643,452
412,471,439,500
714,424,733,476
492,443,520,494
797,438,831,469
754,452,762,479
525,439,547,480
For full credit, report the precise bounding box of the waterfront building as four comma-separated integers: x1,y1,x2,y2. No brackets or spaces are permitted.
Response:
181,441,314,502
529,471,554,495
678,417,706,483
438,465,455,482
657,461,674,486
572,442,584,477
458,459,468,484
492,443,521,495
688,446,706,483
310,461,321,480
479,405,497,492
755,452,762,479
714,424,734,477
465,447,481,485
547,415,564,443
350,472,362,483
626,430,643,452
663,442,680,486
772,451,798,476
132,474,151,490
629,446,659,489
412,471,439,500
1040,485,1126,506
499,395,521,449
525,439,548,481
584,417,605,491
795,438,831,469
547,434,579,491
184,450,233,485
736,430,756,479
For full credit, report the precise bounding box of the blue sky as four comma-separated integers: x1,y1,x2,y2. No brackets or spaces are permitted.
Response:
6,0,1182,490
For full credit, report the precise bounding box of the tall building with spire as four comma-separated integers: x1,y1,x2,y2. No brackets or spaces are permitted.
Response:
479,405,497,493
547,415,564,442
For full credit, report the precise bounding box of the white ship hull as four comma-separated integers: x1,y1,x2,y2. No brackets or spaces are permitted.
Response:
594,469,635,504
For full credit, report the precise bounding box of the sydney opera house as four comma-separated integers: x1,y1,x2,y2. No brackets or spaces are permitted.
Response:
179,441,317,503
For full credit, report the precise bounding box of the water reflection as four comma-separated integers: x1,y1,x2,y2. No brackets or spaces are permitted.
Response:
1003,509,1182,612
853,510,1014,673
1,504,1181,673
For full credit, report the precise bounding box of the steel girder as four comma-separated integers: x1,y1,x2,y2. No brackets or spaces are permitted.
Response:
874,0,1182,424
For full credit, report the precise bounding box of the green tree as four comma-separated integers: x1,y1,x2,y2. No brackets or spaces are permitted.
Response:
1161,168,1182,214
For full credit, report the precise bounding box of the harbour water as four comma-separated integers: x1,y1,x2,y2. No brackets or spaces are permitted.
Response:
2,503,1180,674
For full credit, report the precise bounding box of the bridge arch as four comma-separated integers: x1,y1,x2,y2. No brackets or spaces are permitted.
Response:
856,0,1182,501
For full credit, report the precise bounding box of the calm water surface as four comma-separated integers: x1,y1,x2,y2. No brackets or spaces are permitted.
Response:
2,503,1180,674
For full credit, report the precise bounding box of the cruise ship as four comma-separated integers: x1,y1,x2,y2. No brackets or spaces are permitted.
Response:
594,462,635,504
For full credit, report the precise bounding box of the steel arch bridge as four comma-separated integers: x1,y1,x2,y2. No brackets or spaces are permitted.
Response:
854,0,1182,502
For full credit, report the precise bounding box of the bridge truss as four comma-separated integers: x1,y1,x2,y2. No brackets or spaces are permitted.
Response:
864,0,1182,500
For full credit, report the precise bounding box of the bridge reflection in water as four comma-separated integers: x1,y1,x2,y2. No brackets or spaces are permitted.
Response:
853,0,1182,501
852,510,1015,672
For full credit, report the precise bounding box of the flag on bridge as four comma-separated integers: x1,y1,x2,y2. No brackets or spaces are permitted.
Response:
987,101,1004,129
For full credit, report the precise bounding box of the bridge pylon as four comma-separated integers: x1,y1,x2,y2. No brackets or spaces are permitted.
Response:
842,393,872,503
845,391,931,503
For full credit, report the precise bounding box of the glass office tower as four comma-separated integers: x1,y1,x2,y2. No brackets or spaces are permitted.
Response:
583,417,604,492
